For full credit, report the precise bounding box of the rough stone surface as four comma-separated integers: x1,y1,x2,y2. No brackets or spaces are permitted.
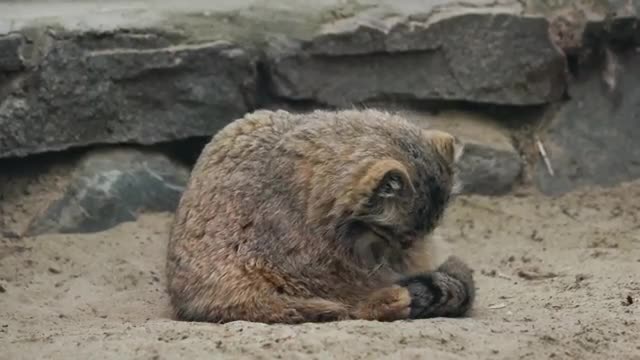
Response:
457,143,524,196
534,50,640,195
0,36,257,158
0,0,639,197
23,148,190,235
0,0,573,160
399,109,523,195
267,9,567,107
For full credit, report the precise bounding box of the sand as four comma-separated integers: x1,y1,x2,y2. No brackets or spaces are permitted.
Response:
1,181,639,360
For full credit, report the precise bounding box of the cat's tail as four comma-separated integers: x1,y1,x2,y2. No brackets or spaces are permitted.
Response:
395,255,475,318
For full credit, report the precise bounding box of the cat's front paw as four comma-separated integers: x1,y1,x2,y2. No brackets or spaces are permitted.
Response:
354,285,411,321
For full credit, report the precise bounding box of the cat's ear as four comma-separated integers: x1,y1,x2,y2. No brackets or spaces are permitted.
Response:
358,159,414,202
423,129,465,195
422,129,464,164
334,159,414,219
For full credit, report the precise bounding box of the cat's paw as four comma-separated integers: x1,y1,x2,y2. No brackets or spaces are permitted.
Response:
354,285,411,321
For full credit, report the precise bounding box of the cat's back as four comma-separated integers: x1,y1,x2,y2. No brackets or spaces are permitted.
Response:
192,109,304,179
167,110,302,256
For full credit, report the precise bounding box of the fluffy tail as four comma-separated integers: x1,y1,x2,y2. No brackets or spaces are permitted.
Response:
396,255,475,318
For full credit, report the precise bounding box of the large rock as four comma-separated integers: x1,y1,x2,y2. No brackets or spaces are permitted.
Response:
266,6,567,107
527,1,640,194
533,50,640,195
0,35,257,159
398,109,523,195
16,148,191,236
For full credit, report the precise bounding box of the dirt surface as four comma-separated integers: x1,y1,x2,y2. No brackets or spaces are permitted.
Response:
1,181,639,360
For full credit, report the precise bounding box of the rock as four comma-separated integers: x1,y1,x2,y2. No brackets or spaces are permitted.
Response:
0,33,24,72
533,50,640,195
0,1,572,161
398,109,523,195
0,35,257,159
458,142,524,196
22,148,190,235
266,6,567,107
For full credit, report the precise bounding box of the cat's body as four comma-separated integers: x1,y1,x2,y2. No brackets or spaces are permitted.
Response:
166,109,474,324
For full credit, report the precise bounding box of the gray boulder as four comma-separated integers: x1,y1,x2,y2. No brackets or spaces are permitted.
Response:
0,35,257,159
534,51,640,195
457,143,523,196
266,7,566,107
25,148,190,235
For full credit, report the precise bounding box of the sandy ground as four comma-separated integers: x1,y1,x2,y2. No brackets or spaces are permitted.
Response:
1,181,639,360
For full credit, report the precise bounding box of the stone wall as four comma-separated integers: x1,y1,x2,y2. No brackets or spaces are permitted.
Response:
1,0,639,236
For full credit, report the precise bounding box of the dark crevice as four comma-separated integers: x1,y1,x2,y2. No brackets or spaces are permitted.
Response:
255,58,333,112
361,96,548,131
0,137,211,175
254,60,274,109
0,71,25,100
154,137,210,167
566,52,580,79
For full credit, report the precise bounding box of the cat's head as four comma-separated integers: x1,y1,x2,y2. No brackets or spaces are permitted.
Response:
335,127,464,249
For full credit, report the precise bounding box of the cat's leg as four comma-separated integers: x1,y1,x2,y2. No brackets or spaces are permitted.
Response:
173,293,353,324
287,298,352,322
285,255,475,323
